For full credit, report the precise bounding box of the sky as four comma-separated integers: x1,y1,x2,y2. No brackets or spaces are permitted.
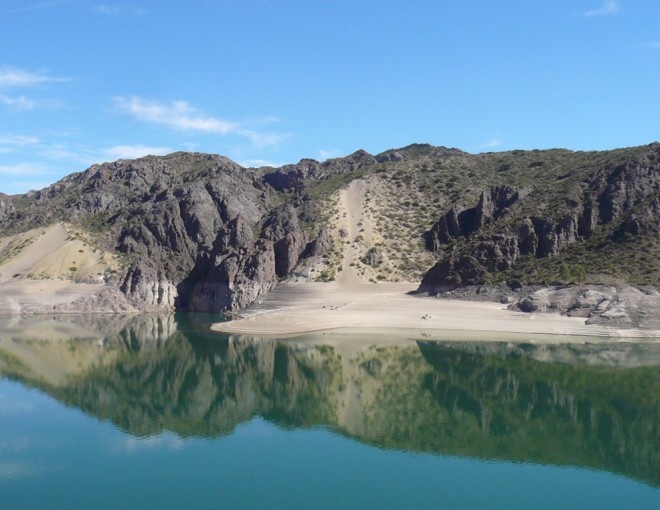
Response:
0,0,659,194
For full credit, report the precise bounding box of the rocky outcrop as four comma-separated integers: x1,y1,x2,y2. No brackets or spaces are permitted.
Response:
304,228,332,257
274,230,309,277
185,216,278,312
262,150,378,193
361,246,384,267
187,240,277,312
421,146,660,293
511,286,660,330
0,194,15,223
424,186,526,250
120,267,178,310
614,195,660,239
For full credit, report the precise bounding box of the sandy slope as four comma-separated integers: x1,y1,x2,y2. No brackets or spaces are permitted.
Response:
336,179,369,284
0,223,118,314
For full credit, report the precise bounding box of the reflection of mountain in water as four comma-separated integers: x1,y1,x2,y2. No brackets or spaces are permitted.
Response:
1,314,660,487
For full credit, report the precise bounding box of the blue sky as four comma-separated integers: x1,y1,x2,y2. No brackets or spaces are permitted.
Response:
0,0,659,194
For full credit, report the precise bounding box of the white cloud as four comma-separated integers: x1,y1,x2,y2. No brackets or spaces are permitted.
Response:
318,149,341,160
584,1,619,17
7,2,66,13
114,96,289,147
0,163,46,176
238,129,290,148
0,133,40,151
35,141,173,166
38,143,86,161
114,96,237,134
0,94,36,110
102,144,171,160
4,180,53,193
239,159,282,168
644,41,660,49
0,67,69,88
90,4,148,16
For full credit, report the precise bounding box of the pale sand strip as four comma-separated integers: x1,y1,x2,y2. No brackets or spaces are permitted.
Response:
0,280,105,314
212,282,660,340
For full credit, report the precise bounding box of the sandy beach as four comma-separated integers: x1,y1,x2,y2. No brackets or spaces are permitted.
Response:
211,281,660,340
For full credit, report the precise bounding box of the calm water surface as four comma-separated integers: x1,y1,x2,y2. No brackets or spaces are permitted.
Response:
1,314,659,509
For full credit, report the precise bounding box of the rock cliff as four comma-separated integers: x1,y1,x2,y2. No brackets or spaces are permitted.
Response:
419,144,660,292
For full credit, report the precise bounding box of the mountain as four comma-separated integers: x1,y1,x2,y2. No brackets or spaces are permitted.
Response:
0,143,658,320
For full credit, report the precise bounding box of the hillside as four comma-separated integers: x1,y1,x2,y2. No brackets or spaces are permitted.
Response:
0,143,659,322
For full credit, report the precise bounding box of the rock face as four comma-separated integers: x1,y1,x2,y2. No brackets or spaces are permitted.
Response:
511,286,660,330
0,194,15,223
361,246,384,267
304,228,332,257
420,145,660,293
424,186,527,250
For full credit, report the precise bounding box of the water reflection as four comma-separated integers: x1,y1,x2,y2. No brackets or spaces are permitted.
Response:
1,314,659,487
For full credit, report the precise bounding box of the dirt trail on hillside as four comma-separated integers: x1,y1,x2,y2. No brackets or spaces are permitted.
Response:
335,179,376,284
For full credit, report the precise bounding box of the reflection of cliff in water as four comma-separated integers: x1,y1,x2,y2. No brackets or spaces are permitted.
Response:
418,342,660,487
1,314,660,487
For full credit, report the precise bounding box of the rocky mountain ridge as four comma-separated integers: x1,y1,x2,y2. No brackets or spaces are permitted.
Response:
0,142,658,322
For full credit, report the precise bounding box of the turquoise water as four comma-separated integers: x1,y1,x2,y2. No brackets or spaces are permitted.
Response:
1,314,660,509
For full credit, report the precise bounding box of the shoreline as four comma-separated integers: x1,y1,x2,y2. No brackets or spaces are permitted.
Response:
211,282,660,341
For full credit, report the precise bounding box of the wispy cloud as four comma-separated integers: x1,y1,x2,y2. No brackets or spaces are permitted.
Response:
4,180,53,193
238,129,289,148
114,96,237,134
642,40,660,50
90,4,148,16
0,94,37,110
0,67,69,88
102,144,171,160
6,1,67,14
0,163,47,175
38,143,87,162
0,132,40,152
114,96,288,147
36,141,171,165
238,159,282,168
0,94,64,111
318,149,341,160
584,0,620,17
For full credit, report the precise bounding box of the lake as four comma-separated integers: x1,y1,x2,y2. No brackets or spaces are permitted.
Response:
1,313,659,509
